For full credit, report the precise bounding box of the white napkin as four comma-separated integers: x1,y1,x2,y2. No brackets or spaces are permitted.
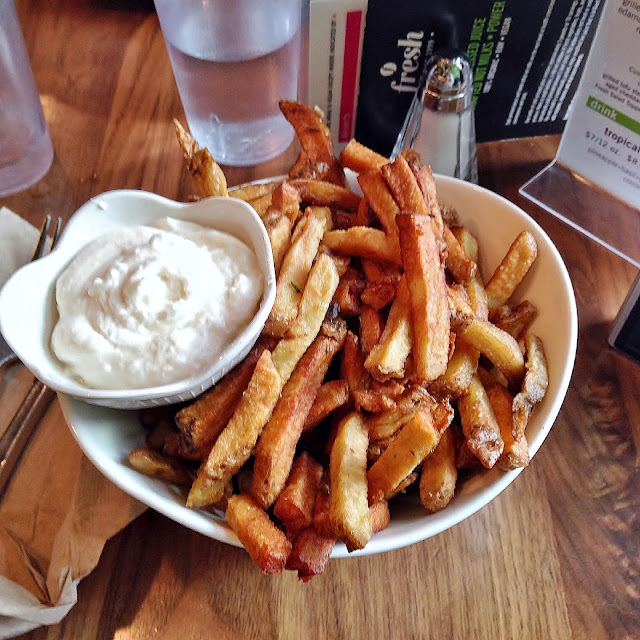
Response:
0,207,146,638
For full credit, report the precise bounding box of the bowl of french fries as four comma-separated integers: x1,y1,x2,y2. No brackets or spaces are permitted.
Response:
60,102,578,580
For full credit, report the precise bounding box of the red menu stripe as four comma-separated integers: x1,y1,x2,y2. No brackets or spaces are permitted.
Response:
339,10,363,142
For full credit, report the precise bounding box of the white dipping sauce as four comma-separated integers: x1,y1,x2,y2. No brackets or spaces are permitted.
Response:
51,216,264,389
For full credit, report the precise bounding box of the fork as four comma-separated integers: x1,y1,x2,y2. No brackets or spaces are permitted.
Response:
0,215,62,499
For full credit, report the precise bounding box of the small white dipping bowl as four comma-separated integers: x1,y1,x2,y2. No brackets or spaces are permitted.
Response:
58,175,578,557
0,190,276,409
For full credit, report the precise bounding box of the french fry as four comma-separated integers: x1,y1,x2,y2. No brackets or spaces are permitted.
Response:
410,162,445,241
443,225,477,284
492,300,539,340
460,317,526,389
448,284,475,334
225,494,291,574
252,318,346,509
359,304,385,354
173,119,228,197
186,350,281,508
174,340,267,454
270,252,341,383
485,383,530,470
457,373,504,469
128,447,193,487
279,100,345,185
381,154,429,214
329,412,372,551
419,427,457,512
286,527,336,581
452,226,489,320
341,330,372,403
366,391,424,442
290,178,361,212
396,212,450,383
228,180,281,203
367,405,442,503
357,170,400,235
332,266,366,316
265,206,332,337
512,333,549,440
303,379,350,432
322,227,403,265
364,277,413,381
429,341,479,399
273,451,324,538
369,499,391,533
485,231,538,311
339,138,388,173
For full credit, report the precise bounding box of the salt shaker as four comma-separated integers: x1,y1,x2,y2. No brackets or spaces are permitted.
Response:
392,52,478,183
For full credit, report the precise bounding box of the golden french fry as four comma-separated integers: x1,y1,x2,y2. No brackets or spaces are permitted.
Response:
443,225,477,283
419,427,457,512
303,379,350,432
290,178,361,212
262,210,293,276
128,447,193,487
485,231,538,311
226,494,291,574
429,340,479,399
410,162,445,241
492,300,539,340
357,170,400,235
173,119,228,197
460,317,526,388
359,304,385,354
381,154,429,214
452,226,489,320
186,350,281,508
364,276,413,381
286,526,336,582
485,382,530,470
512,333,549,440
265,207,332,338
228,180,281,202
369,499,391,533
365,391,425,442
332,266,366,316
367,405,441,503
396,212,450,383
252,318,346,509
329,412,372,551
339,138,388,173
322,227,403,265
273,451,324,538
457,373,504,469
448,284,475,334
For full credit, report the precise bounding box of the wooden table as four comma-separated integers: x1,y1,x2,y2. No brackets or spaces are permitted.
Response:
5,1,640,638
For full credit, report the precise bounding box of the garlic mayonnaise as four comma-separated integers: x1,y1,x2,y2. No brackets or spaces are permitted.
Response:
50,216,263,390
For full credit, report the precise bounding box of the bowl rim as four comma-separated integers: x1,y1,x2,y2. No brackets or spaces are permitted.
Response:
0,189,277,406
59,173,578,557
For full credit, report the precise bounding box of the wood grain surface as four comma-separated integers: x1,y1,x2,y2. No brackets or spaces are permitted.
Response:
4,1,640,638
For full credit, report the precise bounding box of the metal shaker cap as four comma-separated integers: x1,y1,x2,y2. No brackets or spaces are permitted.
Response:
422,54,473,113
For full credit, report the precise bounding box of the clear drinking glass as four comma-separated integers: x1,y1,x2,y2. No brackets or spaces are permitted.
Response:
154,0,303,167
0,0,54,197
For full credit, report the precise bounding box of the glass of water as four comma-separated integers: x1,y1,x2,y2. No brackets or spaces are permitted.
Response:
154,0,303,167
0,0,54,197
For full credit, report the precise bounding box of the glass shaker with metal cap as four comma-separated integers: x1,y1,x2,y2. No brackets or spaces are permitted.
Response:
392,52,478,183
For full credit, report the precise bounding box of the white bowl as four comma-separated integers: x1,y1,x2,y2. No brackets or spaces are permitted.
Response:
0,190,276,409
57,175,578,557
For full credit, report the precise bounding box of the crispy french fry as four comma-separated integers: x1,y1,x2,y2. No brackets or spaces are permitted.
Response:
396,212,450,383
419,427,457,512
228,180,281,202
341,330,371,401
448,284,475,334
443,225,477,283
262,211,293,276
429,341,479,399
485,383,530,470
364,276,413,381
332,266,366,316
369,499,391,533
485,231,538,311
381,154,429,214
273,451,324,538
279,100,345,185
357,170,400,235
175,340,267,454
322,227,403,265
452,226,489,320
339,138,388,173
290,178,361,212
512,333,549,440
270,253,341,383
128,447,193,487
252,319,346,509
186,350,281,508
457,373,504,469
286,527,336,581
226,494,291,574
329,412,372,551
492,300,539,340
366,392,425,442
173,119,228,197
303,379,350,432
460,317,525,388
410,162,445,241
359,304,385,354
265,207,332,337
367,405,441,503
